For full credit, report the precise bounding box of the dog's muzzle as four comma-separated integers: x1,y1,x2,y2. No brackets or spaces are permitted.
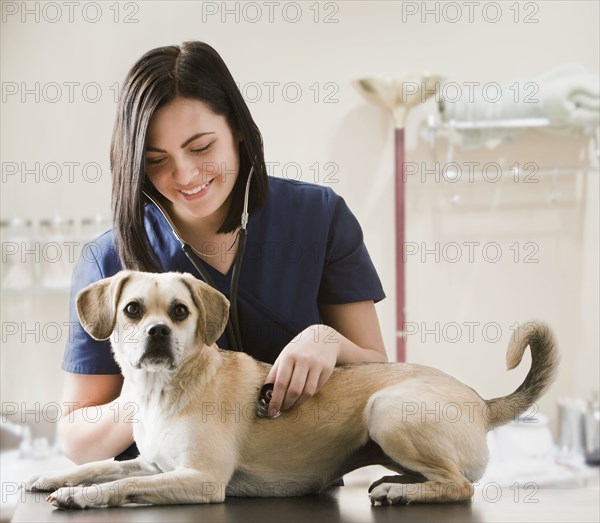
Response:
139,323,175,368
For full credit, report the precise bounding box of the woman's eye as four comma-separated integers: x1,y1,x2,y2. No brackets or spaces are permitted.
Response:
190,143,212,154
146,157,167,166
173,304,189,320
124,302,142,318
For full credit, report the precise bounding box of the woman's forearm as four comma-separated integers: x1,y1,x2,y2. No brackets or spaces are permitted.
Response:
318,301,388,364
338,342,388,364
304,324,388,364
57,398,135,464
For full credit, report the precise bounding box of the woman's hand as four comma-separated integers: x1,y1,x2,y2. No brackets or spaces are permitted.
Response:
265,325,339,417
264,301,388,418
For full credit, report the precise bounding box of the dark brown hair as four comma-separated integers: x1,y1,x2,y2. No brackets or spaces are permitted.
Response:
110,41,268,271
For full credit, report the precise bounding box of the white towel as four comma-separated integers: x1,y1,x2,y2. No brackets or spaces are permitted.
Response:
542,73,600,126
440,64,600,148
440,73,544,123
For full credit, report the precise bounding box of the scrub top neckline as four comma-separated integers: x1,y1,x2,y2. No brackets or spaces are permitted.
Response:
182,216,255,282
191,244,235,280
188,233,239,279
145,196,254,283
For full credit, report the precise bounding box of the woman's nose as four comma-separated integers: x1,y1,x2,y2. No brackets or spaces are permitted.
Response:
172,155,199,184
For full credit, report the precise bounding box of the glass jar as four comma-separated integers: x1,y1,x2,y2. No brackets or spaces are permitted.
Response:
0,218,35,291
81,214,112,243
38,217,76,290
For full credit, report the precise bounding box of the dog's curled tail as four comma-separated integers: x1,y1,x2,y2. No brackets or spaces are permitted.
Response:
484,321,559,431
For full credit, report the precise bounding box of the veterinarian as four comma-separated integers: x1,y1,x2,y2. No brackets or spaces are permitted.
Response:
59,41,388,464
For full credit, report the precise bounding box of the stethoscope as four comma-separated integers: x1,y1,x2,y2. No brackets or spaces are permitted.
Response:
142,166,254,353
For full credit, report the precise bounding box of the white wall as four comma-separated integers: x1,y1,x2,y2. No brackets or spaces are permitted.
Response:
1,1,598,437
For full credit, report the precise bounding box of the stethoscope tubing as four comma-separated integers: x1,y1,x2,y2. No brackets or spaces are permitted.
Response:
182,240,245,352
229,228,247,352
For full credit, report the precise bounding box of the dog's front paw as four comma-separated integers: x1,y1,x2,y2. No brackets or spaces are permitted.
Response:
46,487,91,510
369,483,410,506
25,474,64,493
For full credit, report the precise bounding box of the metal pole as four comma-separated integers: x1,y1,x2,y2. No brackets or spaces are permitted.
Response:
395,127,406,362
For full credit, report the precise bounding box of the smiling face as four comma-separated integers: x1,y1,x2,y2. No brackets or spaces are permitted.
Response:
144,97,240,232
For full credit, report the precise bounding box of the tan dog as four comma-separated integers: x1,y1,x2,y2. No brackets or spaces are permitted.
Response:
26,271,559,508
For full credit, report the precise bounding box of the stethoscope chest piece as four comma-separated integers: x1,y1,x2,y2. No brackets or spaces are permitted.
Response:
256,383,281,419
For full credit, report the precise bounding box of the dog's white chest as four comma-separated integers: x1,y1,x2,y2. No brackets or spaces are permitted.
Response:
135,418,177,472
132,391,179,472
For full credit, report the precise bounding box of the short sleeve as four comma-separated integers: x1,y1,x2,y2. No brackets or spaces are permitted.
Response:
61,240,122,375
317,190,386,305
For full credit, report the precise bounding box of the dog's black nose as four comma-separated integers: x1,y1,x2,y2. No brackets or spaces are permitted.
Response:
146,323,171,337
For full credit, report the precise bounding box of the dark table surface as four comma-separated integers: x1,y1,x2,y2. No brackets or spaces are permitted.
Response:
11,486,600,523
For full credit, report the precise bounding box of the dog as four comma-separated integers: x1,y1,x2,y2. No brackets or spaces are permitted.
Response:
26,270,559,508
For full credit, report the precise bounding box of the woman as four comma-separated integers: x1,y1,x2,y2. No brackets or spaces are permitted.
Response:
60,41,387,464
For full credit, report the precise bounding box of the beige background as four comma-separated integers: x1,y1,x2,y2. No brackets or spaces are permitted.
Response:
1,0,598,439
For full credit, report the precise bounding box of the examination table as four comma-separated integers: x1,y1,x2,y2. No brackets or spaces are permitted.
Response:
12,485,600,522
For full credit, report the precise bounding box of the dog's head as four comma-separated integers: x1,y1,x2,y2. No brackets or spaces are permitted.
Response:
76,271,230,372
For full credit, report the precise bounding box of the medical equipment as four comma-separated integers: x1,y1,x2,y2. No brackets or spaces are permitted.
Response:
256,383,281,419
143,166,254,353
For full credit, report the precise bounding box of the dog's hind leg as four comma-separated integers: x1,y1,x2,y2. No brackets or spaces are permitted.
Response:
368,472,427,493
45,468,230,509
368,461,474,505
364,447,472,506
365,385,487,505
26,457,161,492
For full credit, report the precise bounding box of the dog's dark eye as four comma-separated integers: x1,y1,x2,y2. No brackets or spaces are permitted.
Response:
124,302,142,319
173,304,189,321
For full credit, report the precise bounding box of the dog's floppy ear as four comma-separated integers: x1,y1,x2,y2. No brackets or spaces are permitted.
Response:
76,271,132,341
180,273,230,346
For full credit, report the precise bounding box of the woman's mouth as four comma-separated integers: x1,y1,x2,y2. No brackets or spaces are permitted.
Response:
178,179,213,199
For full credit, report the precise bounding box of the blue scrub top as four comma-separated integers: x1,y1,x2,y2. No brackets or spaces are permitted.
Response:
62,177,386,373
